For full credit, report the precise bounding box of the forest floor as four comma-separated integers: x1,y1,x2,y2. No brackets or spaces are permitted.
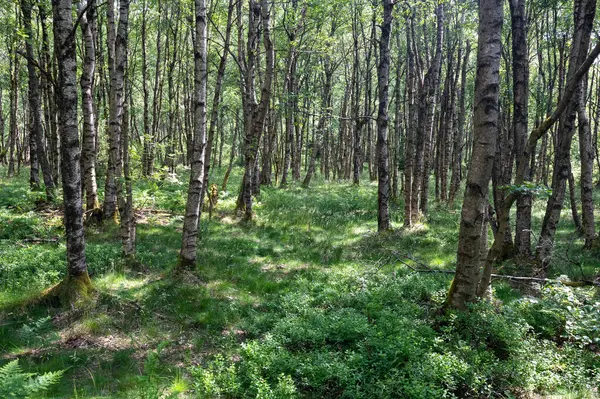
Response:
1,166,600,398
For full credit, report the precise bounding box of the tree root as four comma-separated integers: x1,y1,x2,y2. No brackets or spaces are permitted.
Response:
40,273,95,308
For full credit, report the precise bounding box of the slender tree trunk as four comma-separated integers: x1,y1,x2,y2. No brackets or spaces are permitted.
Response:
178,0,208,269
446,0,503,310
536,0,596,277
222,111,238,191
21,0,55,198
119,97,136,257
376,0,393,231
79,0,100,218
237,0,274,221
511,0,532,257
52,0,91,300
103,0,119,219
0,89,4,164
404,17,416,226
37,5,59,183
578,79,597,247
112,0,133,256
568,164,583,234
203,0,234,194
449,41,471,204
7,47,19,177
141,0,151,177
419,5,444,216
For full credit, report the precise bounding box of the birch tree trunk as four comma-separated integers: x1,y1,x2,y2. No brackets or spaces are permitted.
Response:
103,0,119,220
510,0,532,258
536,0,596,277
113,0,134,257
178,0,208,269
446,0,503,310
0,89,4,164
578,79,597,247
376,0,393,231
404,17,416,226
7,48,19,177
21,0,55,200
449,41,471,204
237,0,275,221
52,0,91,300
79,0,100,219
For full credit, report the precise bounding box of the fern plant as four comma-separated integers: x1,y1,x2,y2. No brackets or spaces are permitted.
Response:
0,360,63,398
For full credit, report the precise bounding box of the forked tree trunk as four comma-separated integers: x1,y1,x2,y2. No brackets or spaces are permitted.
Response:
446,0,503,310
237,0,274,221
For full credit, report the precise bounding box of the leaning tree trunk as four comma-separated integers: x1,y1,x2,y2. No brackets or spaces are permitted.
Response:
536,0,596,278
52,0,91,302
446,0,503,311
375,0,394,232
79,0,100,219
21,0,55,200
178,0,208,269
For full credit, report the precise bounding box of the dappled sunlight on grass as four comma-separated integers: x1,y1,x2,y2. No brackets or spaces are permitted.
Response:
1,167,599,397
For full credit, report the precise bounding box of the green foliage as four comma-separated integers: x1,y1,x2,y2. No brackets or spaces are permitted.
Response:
500,182,553,198
0,360,63,398
515,284,600,346
1,167,599,398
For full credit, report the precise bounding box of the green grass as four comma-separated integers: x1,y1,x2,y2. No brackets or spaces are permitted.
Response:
1,166,599,398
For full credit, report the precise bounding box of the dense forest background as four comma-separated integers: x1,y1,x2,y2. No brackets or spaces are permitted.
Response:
1,0,600,397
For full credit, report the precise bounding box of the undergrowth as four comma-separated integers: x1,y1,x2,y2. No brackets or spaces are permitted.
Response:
1,166,599,398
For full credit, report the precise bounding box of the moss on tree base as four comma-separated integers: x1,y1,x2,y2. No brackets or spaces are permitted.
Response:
41,273,95,308
85,207,104,226
124,254,148,273
174,255,197,274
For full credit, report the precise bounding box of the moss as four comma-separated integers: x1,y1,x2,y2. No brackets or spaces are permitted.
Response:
85,206,104,226
41,273,95,308
174,255,197,273
124,254,148,273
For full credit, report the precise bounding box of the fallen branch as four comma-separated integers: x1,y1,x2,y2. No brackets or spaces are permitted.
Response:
391,250,599,287
20,237,60,244
412,268,598,286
